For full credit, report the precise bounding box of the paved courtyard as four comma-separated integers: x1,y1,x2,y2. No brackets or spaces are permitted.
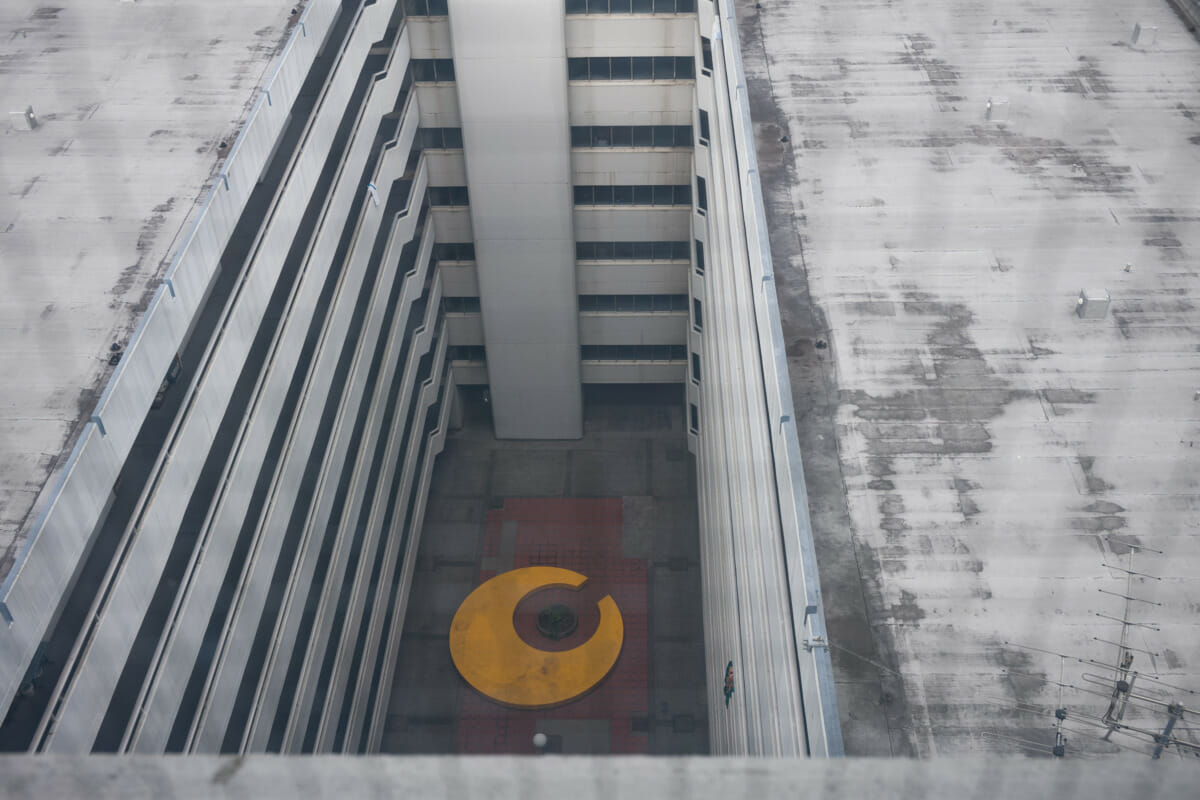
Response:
382,389,709,755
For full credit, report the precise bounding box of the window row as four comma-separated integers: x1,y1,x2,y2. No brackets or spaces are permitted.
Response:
566,0,696,13
433,242,475,261
428,186,469,206
419,127,463,149
405,0,449,16
576,241,690,260
573,184,691,206
447,345,486,361
581,345,687,361
412,59,455,83
578,294,688,312
567,56,694,81
570,125,692,148
443,296,481,313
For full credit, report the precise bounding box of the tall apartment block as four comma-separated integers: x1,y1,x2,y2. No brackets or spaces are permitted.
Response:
0,0,838,756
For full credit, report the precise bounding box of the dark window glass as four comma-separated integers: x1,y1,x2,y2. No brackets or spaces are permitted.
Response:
674,185,691,205
652,241,672,260
632,0,654,11
574,186,591,204
613,185,633,205
614,295,635,312
590,57,611,80
634,185,654,205
694,239,705,273
592,126,612,146
610,56,632,80
591,0,610,11
673,242,689,259
701,36,714,72
653,0,675,12
571,126,590,147
653,126,674,147
692,353,701,382
689,403,699,433
610,0,632,11
677,0,695,11
632,56,654,80
693,298,703,330
595,242,615,259
566,0,588,12
699,109,710,143
414,60,436,82
612,126,633,147
632,126,653,147
676,57,694,78
653,185,673,205
696,176,707,212
428,0,448,15
633,242,654,259
614,241,635,259
444,128,463,148
653,56,675,80
568,58,589,80
675,125,692,145
576,242,593,259
593,185,614,204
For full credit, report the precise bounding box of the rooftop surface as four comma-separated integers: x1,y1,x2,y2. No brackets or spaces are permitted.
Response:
743,0,1200,757
0,0,298,578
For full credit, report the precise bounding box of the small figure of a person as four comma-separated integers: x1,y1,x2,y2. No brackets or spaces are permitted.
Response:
723,661,735,707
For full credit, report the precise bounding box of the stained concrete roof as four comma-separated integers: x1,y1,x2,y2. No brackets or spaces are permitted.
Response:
744,0,1200,758
0,1,299,578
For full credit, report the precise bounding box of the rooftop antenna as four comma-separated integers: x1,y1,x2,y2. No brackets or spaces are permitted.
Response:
1095,536,1162,739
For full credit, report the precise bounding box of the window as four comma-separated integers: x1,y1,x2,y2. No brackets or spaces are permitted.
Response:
698,109,710,144
691,353,701,383
696,176,707,214
581,345,688,361
575,241,690,260
447,346,486,361
443,297,481,313
689,403,699,433
694,239,705,274
569,126,694,148
412,59,455,82
419,127,463,149
433,242,475,261
429,186,469,206
692,298,703,331
566,0,694,13
573,185,692,206
566,57,695,81
578,294,688,312
406,0,449,15
701,36,714,73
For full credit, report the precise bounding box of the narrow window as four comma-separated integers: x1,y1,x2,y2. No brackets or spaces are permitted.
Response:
692,298,703,331
696,176,707,214
689,403,699,433
694,240,705,274
698,110,710,144
701,37,714,74
691,353,701,383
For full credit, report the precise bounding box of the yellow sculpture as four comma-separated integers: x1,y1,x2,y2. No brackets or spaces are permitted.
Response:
449,566,624,709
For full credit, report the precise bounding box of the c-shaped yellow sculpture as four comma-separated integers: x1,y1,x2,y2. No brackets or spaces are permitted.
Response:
449,566,624,709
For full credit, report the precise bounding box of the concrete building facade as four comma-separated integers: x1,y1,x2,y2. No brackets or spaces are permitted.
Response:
0,0,838,757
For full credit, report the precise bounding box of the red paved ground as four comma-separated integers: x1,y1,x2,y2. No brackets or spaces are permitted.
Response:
456,498,649,754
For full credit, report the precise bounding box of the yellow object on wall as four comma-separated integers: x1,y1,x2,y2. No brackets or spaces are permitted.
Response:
449,566,624,709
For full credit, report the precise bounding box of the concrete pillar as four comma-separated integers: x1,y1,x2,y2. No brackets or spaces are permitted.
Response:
446,0,583,439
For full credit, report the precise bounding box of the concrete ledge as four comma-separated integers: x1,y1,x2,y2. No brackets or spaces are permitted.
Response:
0,755,1191,799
